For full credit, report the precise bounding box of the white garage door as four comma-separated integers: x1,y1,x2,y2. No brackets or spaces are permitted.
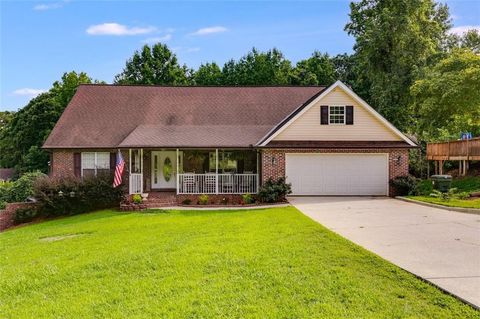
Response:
286,153,388,196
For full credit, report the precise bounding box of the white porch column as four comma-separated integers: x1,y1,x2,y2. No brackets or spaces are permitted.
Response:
140,148,143,193
176,149,179,194
128,149,132,194
215,149,219,194
256,150,260,193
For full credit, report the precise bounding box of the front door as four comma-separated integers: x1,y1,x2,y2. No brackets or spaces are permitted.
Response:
151,151,177,189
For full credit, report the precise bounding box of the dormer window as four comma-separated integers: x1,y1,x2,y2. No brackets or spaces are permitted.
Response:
329,106,345,124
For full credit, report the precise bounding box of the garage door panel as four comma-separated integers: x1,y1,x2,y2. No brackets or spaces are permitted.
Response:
285,153,388,196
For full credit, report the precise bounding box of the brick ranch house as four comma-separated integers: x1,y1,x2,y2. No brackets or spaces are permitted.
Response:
43,80,416,202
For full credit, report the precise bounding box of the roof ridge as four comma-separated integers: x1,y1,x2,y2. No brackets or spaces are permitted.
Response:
78,83,326,88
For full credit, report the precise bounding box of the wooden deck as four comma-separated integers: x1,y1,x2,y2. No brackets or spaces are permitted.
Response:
426,138,480,161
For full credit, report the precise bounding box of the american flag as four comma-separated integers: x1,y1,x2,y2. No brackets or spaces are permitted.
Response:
113,150,125,188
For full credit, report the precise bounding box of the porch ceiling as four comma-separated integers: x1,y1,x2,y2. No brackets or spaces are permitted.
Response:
118,124,272,148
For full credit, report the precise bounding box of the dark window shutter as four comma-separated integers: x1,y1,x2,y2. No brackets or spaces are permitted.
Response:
346,105,354,125
110,152,116,170
73,153,81,177
320,105,329,125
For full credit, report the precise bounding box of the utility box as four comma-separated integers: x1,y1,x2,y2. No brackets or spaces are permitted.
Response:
431,175,452,192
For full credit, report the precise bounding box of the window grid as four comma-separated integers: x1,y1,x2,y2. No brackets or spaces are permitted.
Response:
81,152,110,177
329,106,345,124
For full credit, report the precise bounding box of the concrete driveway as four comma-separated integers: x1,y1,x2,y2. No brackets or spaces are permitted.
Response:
289,196,480,308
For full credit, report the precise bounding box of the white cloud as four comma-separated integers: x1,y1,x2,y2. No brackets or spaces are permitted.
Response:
449,25,480,36
190,26,228,36
33,1,66,11
12,88,47,97
86,23,156,36
142,34,172,44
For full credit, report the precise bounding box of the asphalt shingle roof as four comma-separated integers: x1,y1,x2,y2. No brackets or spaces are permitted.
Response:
43,85,324,148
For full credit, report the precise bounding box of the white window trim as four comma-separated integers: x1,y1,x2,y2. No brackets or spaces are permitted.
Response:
328,105,346,125
81,152,110,177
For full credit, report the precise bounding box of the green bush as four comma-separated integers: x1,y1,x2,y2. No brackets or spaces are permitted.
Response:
132,194,142,204
257,177,292,203
0,201,6,210
390,175,419,196
242,193,254,204
415,179,433,196
9,172,46,202
0,172,45,203
198,194,209,205
0,181,14,202
181,198,191,205
430,188,470,201
34,174,125,217
13,207,39,224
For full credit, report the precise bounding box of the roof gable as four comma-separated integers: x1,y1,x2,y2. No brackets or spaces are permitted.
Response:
258,81,416,146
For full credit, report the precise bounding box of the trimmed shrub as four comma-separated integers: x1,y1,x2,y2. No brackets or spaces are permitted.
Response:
198,194,209,205
33,174,125,217
257,177,292,203
242,193,254,204
13,206,39,224
390,175,418,196
0,201,6,210
181,198,192,205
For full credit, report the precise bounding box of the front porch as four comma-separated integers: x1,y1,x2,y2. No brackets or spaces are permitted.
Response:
127,149,260,195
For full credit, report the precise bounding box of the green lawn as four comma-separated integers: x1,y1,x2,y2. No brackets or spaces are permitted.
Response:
416,176,480,195
0,207,477,318
412,176,480,209
407,196,480,209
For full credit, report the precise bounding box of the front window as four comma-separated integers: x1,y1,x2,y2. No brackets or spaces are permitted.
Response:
81,152,110,177
329,106,345,124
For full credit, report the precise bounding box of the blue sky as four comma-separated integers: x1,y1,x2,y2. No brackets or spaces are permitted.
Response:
1,0,479,111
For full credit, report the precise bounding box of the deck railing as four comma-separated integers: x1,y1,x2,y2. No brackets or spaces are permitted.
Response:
426,138,480,160
178,173,258,194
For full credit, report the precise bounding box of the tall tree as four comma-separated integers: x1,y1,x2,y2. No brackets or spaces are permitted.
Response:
114,43,191,85
0,72,94,173
411,48,480,141
290,51,336,85
221,48,292,85
0,111,14,131
345,0,451,129
193,62,223,85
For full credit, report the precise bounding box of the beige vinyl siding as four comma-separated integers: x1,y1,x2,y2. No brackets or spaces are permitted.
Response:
274,87,401,141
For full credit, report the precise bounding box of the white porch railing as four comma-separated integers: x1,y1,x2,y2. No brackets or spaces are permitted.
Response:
178,173,258,194
129,173,143,194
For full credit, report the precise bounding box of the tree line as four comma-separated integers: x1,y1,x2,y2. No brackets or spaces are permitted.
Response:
1,0,479,175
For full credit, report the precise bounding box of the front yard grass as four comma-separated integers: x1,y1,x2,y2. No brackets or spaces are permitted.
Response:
407,196,480,209
0,207,477,318
411,176,480,209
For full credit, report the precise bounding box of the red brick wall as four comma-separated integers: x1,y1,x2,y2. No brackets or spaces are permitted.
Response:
51,151,75,178
261,148,409,196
